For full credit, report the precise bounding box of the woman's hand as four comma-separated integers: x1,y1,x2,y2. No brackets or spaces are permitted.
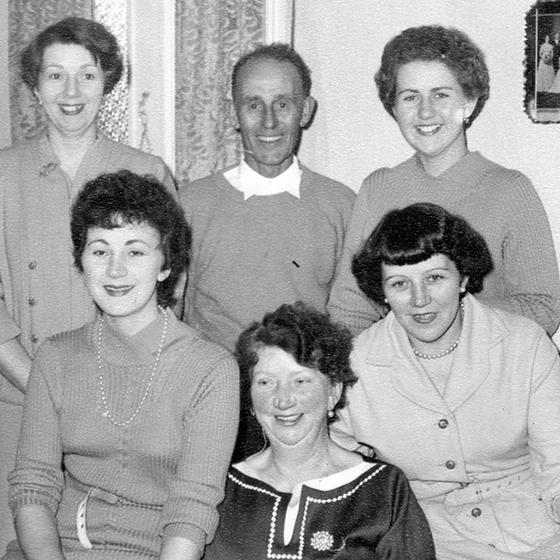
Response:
0,338,32,392
15,504,66,560
159,536,203,560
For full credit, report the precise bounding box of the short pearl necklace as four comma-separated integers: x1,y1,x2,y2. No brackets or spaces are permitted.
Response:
97,306,168,427
411,300,464,360
412,337,460,360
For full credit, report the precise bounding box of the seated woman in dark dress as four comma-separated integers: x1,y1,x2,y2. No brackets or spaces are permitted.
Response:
204,301,436,559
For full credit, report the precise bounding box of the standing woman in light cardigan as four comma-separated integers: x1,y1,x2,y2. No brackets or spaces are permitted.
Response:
5,171,238,560
0,17,175,550
328,25,560,337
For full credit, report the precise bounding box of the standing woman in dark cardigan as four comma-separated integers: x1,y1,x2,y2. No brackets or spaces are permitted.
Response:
328,25,560,337
5,171,238,560
0,17,175,550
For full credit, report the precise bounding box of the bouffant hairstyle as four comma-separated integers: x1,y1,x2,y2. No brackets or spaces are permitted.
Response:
21,16,123,95
71,170,189,309
375,25,490,129
352,203,493,309
232,42,312,99
236,301,357,422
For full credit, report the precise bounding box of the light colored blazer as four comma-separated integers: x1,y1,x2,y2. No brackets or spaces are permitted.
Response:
333,294,560,555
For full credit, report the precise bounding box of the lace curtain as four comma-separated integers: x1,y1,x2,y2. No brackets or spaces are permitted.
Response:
8,0,93,143
175,0,264,184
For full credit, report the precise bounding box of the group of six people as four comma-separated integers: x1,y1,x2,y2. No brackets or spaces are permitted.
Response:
0,14,559,560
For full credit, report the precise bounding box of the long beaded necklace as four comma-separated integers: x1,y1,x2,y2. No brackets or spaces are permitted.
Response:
97,306,168,427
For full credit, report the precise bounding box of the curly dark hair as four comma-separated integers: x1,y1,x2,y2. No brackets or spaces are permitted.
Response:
352,203,493,309
71,170,189,308
232,42,312,99
375,25,490,129
21,17,124,95
236,301,357,423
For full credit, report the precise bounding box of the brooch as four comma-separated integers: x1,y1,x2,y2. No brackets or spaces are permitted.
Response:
310,531,334,551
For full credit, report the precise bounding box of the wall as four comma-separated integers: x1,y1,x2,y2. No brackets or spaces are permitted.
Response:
0,0,10,149
295,0,560,342
128,0,175,169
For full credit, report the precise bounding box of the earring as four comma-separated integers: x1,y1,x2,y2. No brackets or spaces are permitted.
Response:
250,408,255,417
327,410,335,419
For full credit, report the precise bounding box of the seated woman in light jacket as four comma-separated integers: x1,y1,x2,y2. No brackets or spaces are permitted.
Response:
332,202,560,560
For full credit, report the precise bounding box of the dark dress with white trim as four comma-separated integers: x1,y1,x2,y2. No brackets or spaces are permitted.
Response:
204,458,435,560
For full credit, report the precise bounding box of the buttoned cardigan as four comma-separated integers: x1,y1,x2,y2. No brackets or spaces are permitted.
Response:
0,133,175,405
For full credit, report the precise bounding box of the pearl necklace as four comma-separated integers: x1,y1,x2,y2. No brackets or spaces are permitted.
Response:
97,306,168,427
412,337,460,360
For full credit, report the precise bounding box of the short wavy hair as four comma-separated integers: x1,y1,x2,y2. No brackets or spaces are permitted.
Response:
232,42,312,99
236,301,356,422
352,203,493,309
21,17,124,95
375,25,490,129
71,170,189,308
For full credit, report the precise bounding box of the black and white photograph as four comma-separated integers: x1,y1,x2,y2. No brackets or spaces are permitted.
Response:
526,0,560,121
1,1,560,559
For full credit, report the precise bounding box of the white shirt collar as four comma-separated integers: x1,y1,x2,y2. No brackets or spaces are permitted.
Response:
224,157,302,200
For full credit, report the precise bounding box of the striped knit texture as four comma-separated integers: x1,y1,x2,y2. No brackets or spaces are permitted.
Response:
9,310,239,557
328,151,560,336
180,165,355,352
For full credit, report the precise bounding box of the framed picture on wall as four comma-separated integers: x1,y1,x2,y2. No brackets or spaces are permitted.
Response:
525,0,560,122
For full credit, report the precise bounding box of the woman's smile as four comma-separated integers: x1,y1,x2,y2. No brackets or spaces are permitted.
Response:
274,413,302,426
59,103,85,115
411,312,437,324
104,284,134,297
415,123,442,135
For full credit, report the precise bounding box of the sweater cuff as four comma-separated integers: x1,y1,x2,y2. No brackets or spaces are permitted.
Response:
9,492,59,520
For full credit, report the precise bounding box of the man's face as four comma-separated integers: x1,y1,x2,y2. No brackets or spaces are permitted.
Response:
233,58,314,178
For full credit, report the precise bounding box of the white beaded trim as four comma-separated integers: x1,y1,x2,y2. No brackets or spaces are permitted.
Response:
229,463,387,559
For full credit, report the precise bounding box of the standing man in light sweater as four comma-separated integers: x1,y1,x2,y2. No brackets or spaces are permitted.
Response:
179,44,355,459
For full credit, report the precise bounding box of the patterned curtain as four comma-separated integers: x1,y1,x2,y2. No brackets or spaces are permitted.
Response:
8,0,93,143
175,0,264,184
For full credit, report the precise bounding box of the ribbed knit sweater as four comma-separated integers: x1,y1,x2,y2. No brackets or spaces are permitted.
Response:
9,309,239,558
0,132,176,555
180,165,355,352
328,152,560,336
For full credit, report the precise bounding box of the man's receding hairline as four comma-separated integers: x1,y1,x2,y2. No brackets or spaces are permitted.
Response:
232,56,305,99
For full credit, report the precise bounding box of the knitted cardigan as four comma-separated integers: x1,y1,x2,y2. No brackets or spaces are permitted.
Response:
0,133,176,406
